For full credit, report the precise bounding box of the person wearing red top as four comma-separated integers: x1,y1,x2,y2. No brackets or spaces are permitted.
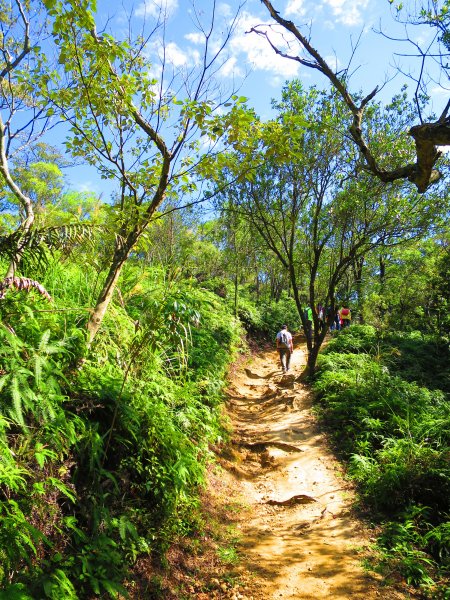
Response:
340,305,351,328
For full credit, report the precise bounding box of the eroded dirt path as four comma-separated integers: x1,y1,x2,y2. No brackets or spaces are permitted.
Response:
221,339,406,600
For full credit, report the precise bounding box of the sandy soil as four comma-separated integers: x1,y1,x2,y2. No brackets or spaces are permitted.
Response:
219,338,408,600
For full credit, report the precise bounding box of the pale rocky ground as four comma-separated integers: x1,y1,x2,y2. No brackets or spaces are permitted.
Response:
217,339,410,600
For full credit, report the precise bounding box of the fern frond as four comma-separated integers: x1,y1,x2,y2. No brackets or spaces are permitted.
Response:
41,223,98,247
47,477,77,502
0,223,101,269
10,375,25,427
37,330,52,352
0,375,8,392
38,390,57,421
34,354,44,388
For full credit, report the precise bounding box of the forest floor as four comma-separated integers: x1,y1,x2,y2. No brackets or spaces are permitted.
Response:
205,335,412,600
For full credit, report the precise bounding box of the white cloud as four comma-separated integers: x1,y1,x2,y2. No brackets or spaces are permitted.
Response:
165,42,188,67
260,0,370,28
268,74,289,89
189,48,201,67
185,32,204,45
181,9,302,81
286,0,306,18
226,11,300,78
135,0,178,19
283,0,371,27
322,0,369,27
430,85,450,96
218,2,233,18
75,181,96,193
145,39,201,70
324,53,341,72
219,55,244,78
222,0,371,86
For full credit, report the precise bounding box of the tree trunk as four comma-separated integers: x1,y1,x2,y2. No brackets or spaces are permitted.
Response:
379,254,387,323
233,270,238,318
86,226,141,347
86,249,129,347
353,256,365,324
0,115,35,278
379,255,386,289
307,341,321,375
4,212,34,278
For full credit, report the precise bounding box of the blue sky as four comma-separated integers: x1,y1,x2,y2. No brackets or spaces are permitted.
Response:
67,0,448,197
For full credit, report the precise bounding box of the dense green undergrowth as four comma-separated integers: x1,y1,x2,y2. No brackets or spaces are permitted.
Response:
314,325,450,596
1,253,448,598
0,261,243,598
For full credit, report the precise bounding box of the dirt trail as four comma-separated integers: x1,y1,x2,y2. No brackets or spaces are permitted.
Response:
222,338,406,600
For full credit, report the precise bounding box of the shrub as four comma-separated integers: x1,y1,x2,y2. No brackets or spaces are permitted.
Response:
258,296,302,339
314,325,450,592
0,264,242,597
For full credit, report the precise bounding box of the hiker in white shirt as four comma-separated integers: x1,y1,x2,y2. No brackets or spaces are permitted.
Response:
276,324,294,373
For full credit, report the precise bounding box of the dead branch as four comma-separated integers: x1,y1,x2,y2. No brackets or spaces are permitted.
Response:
256,0,446,192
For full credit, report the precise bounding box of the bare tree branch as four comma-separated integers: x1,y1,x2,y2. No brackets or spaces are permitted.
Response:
256,0,447,192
